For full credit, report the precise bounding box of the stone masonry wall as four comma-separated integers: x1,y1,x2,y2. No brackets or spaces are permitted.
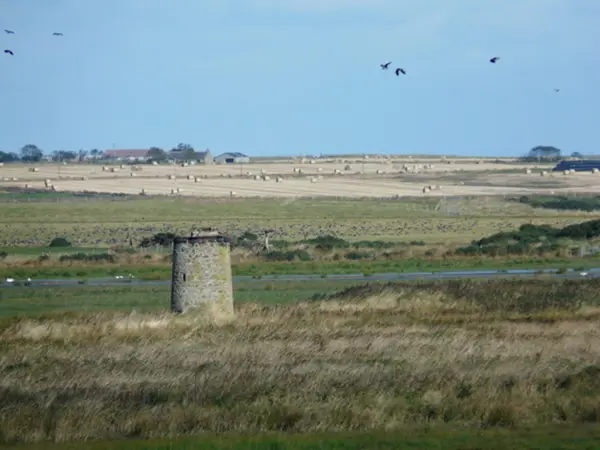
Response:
171,236,234,315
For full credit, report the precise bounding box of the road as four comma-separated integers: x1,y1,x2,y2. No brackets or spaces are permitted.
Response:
2,267,598,288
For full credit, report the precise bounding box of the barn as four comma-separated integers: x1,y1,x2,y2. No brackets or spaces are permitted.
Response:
214,152,250,164
552,160,600,172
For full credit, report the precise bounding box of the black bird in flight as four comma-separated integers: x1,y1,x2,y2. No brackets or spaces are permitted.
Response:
5,29,14,34
4,49,14,55
380,61,392,70
554,88,560,92
489,57,500,63
53,32,63,36
395,68,406,76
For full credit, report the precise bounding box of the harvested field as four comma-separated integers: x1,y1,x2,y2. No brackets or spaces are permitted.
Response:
2,279,600,444
3,160,588,199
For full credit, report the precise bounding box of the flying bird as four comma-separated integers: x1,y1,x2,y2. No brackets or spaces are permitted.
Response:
4,49,13,55
489,57,500,63
395,68,406,76
4,29,14,34
52,32,63,36
380,61,392,70
554,88,560,92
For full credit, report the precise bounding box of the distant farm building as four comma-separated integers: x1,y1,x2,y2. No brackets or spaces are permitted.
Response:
103,149,151,162
214,152,250,164
169,149,213,164
552,160,600,172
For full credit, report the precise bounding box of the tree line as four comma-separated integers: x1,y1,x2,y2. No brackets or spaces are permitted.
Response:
0,143,200,163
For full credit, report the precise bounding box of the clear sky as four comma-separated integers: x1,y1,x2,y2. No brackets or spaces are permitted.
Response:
1,0,599,157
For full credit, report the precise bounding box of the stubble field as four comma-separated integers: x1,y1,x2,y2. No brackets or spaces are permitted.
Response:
3,158,595,199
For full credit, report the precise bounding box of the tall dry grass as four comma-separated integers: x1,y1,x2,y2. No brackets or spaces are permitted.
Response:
1,280,600,444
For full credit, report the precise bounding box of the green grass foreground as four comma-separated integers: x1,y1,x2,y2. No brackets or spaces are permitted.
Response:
6,426,600,450
0,280,364,317
2,256,599,281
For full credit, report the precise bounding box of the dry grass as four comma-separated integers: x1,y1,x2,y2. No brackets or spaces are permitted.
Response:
2,280,600,444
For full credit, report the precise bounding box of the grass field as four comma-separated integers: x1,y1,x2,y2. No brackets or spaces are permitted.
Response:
2,279,600,445
0,280,365,317
7,426,600,449
0,195,598,247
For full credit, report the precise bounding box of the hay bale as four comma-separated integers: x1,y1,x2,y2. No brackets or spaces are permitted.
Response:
525,168,532,174
168,174,176,180
344,164,352,171
25,184,31,188
230,190,236,197
276,176,283,182
563,170,569,175
0,163,3,167
263,175,271,181
102,166,107,171
592,168,599,174
254,175,261,180
130,172,136,177
120,164,125,169
110,167,119,172
187,175,194,180
541,171,548,176
28,167,40,172
317,167,323,172
140,188,146,195
152,161,158,165
194,177,201,182
310,177,317,183
181,163,189,167
423,187,430,193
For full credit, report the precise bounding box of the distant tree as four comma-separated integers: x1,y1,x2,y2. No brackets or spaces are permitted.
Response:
52,150,77,162
148,147,167,162
0,151,19,163
20,144,43,162
571,152,583,159
171,143,196,161
526,145,562,162
77,149,88,162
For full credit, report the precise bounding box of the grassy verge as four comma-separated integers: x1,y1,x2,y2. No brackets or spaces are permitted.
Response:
2,279,600,444
7,426,600,449
0,280,365,317
1,256,598,280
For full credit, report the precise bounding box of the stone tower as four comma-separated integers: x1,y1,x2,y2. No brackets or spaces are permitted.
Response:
170,233,234,316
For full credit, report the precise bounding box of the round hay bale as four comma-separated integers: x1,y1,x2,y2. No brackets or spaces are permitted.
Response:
194,177,201,182
310,177,317,183
525,168,532,174
317,167,323,172
276,176,283,182
423,187,430,193
254,175,261,180
130,172,136,177
541,171,548,176
187,175,194,180
110,167,119,172
168,174,176,180
592,168,599,174
140,188,146,195
230,190,236,197
263,175,271,181
102,166,107,171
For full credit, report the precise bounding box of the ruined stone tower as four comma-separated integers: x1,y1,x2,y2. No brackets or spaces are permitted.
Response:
170,232,234,316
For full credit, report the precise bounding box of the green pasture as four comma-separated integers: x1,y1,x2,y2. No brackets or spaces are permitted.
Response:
7,426,600,450
0,280,364,317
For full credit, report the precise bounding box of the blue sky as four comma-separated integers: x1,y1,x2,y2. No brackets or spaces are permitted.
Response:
1,0,599,157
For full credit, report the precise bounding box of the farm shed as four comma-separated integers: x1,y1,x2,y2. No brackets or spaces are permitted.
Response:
214,152,250,164
552,160,600,172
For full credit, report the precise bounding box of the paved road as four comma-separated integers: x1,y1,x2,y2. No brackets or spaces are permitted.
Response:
2,267,599,288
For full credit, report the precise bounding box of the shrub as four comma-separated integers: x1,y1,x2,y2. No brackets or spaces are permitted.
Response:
0,251,7,261
49,237,71,247
139,232,176,248
59,252,116,263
